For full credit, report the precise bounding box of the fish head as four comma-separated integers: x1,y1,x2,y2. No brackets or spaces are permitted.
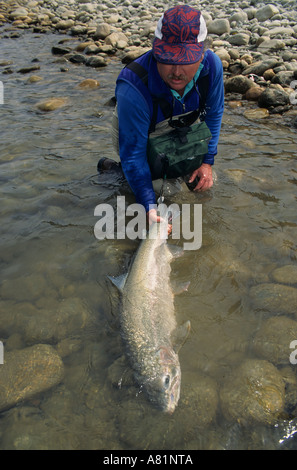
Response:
143,346,181,414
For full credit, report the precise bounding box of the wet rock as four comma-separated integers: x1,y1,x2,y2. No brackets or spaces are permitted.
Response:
93,22,111,40
271,265,297,285
263,69,276,81
26,75,43,83
84,44,101,54
272,71,295,87
75,41,94,52
242,59,280,77
85,55,107,67
244,108,269,120
253,316,297,365
180,371,218,429
78,78,100,89
225,75,256,94
244,86,264,101
0,344,64,412
0,274,47,302
36,97,68,112
121,47,151,63
258,88,290,109
68,53,87,64
51,45,72,55
96,44,114,54
249,283,297,315
228,100,242,109
55,337,83,358
281,367,297,415
220,359,285,425
21,297,91,344
17,65,40,74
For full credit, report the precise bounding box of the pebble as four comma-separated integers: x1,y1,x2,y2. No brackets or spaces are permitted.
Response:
0,0,296,117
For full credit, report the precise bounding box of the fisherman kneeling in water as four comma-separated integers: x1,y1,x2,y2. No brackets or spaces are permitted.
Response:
98,5,224,227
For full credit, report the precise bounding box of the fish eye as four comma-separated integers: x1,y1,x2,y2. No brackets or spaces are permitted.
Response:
164,375,170,387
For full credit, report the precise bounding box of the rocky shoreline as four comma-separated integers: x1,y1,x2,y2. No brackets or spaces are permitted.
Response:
1,0,297,125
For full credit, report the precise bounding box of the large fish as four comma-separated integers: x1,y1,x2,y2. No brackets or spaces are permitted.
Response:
110,204,190,413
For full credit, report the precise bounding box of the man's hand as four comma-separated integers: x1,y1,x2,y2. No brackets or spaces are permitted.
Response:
188,163,213,191
147,209,172,235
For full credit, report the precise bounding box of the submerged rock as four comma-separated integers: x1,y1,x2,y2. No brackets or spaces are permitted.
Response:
0,344,64,412
78,78,100,89
36,98,68,112
180,371,218,428
270,265,297,285
244,108,269,120
220,359,285,425
249,283,297,315
253,316,297,365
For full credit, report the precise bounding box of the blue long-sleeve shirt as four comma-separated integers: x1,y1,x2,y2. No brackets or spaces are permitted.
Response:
115,49,224,212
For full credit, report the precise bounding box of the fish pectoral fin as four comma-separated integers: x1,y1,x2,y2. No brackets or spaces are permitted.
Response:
171,280,190,295
107,273,128,292
108,355,135,388
171,321,191,353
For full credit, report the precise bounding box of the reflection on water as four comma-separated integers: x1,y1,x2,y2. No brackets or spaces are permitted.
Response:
0,31,297,450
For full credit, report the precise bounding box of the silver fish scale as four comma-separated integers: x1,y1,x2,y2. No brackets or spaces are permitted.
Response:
118,217,181,411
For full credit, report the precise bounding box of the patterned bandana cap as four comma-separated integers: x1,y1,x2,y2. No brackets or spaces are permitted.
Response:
153,5,207,65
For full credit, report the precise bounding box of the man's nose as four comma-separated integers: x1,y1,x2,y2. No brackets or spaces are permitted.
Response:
171,65,182,75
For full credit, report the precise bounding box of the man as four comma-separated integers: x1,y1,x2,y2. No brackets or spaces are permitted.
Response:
99,5,224,226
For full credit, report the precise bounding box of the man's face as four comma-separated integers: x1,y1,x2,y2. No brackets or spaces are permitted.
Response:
157,58,203,96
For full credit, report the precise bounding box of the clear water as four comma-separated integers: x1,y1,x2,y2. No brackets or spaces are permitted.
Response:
0,30,297,450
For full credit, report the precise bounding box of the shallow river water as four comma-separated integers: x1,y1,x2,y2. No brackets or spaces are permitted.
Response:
0,31,297,450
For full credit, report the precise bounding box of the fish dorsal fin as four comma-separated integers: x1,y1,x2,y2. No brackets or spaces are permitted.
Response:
171,321,191,353
108,273,128,292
